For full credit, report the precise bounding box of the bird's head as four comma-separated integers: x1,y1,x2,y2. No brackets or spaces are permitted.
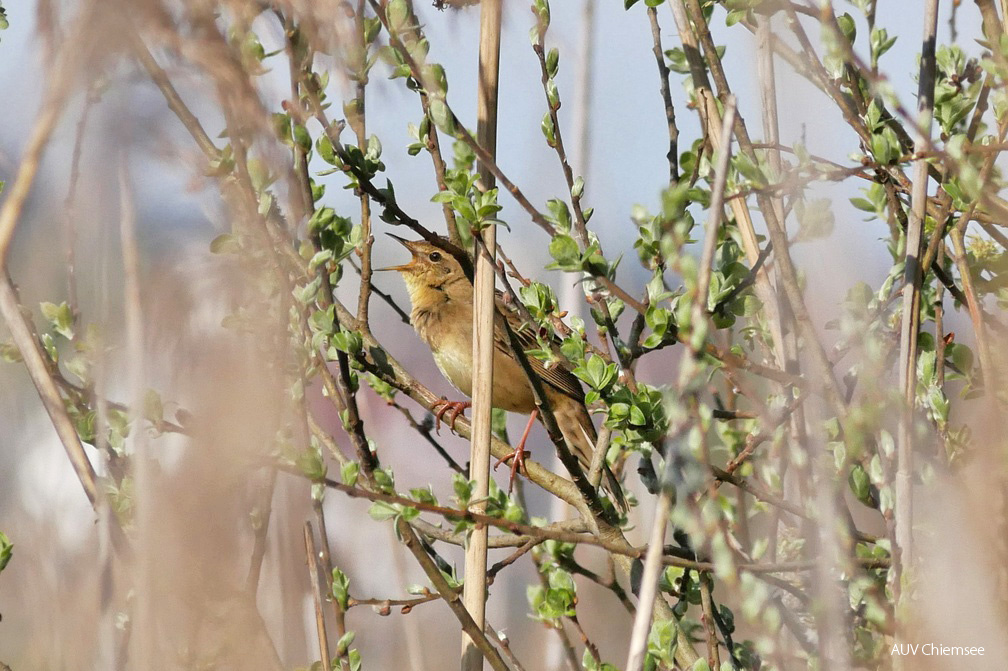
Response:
377,233,471,306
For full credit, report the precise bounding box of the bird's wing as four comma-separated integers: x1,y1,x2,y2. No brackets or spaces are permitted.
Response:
492,294,586,402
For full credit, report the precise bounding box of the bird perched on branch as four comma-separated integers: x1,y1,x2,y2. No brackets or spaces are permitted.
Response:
378,233,625,511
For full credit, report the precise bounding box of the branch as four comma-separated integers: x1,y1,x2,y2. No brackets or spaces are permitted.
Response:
304,523,334,671
396,519,511,671
646,5,679,183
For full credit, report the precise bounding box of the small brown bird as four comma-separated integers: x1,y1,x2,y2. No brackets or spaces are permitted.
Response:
379,233,625,510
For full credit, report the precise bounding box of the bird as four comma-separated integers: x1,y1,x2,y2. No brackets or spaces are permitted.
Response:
378,233,626,511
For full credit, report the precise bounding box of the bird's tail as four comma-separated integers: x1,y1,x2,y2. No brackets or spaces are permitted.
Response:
549,391,627,512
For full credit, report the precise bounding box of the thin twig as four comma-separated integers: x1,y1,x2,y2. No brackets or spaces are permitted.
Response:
304,522,334,671
127,22,219,161
694,97,737,321
348,0,376,328
646,5,679,183
699,574,721,671
245,469,278,594
313,499,352,671
484,621,530,671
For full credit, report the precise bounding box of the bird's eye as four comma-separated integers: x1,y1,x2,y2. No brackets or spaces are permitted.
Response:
428,251,442,262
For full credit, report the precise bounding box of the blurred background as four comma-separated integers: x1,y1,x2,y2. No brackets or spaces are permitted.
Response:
0,1,1002,669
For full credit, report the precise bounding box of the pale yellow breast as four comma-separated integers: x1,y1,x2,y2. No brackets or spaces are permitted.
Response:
430,325,537,414
432,340,474,397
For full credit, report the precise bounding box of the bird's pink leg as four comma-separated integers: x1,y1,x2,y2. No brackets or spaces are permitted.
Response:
494,409,538,493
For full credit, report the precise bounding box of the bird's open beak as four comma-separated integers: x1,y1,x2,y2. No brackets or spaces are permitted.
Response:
373,232,418,272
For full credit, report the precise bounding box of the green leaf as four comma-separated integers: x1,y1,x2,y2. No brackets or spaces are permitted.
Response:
40,301,74,340
549,234,579,266
363,16,382,43
733,153,768,188
869,127,901,164
331,567,350,609
316,135,339,165
293,124,311,152
692,658,711,671
725,9,747,26
366,134,382,161
368,500,399,521
41,332,58,362
336,631,356,656
850,197,876,212
297,446,327,481
664,47,690,74
341,461,360,487
309,207,337,233
849,464,873,506
546,78,560,109
546,47,559,77
540,111,556,146
372,467,395,493
571,175,584,200
452,473,475,506
429,98,455,134
0,341,22,363
870,27,897,67
0,531,12,573
491,407,510,442
143,389,164,425
386,0,410,30
836,13,856,44
647,618,678,667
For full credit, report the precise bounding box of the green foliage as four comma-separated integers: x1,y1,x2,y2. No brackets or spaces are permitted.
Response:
331,567,351,609
582,648,618,671
0,531,12,573
527,563,576,624
431,170,503,235
297,437,328,481
870,27,897,69
40,301,74,340
933,46,982,136
863,100,904,164
341,461,360,487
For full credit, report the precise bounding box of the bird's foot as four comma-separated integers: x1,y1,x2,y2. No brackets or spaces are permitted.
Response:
493,447,530,494
431,399,471,434
493,409,538,493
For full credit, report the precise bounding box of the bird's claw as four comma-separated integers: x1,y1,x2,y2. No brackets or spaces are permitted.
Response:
431,399,471,434
493,448,530,494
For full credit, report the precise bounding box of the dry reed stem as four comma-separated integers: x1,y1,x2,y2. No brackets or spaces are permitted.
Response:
462,2,502,668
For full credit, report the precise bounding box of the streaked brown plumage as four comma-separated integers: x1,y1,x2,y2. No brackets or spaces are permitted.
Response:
381,234,625,510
